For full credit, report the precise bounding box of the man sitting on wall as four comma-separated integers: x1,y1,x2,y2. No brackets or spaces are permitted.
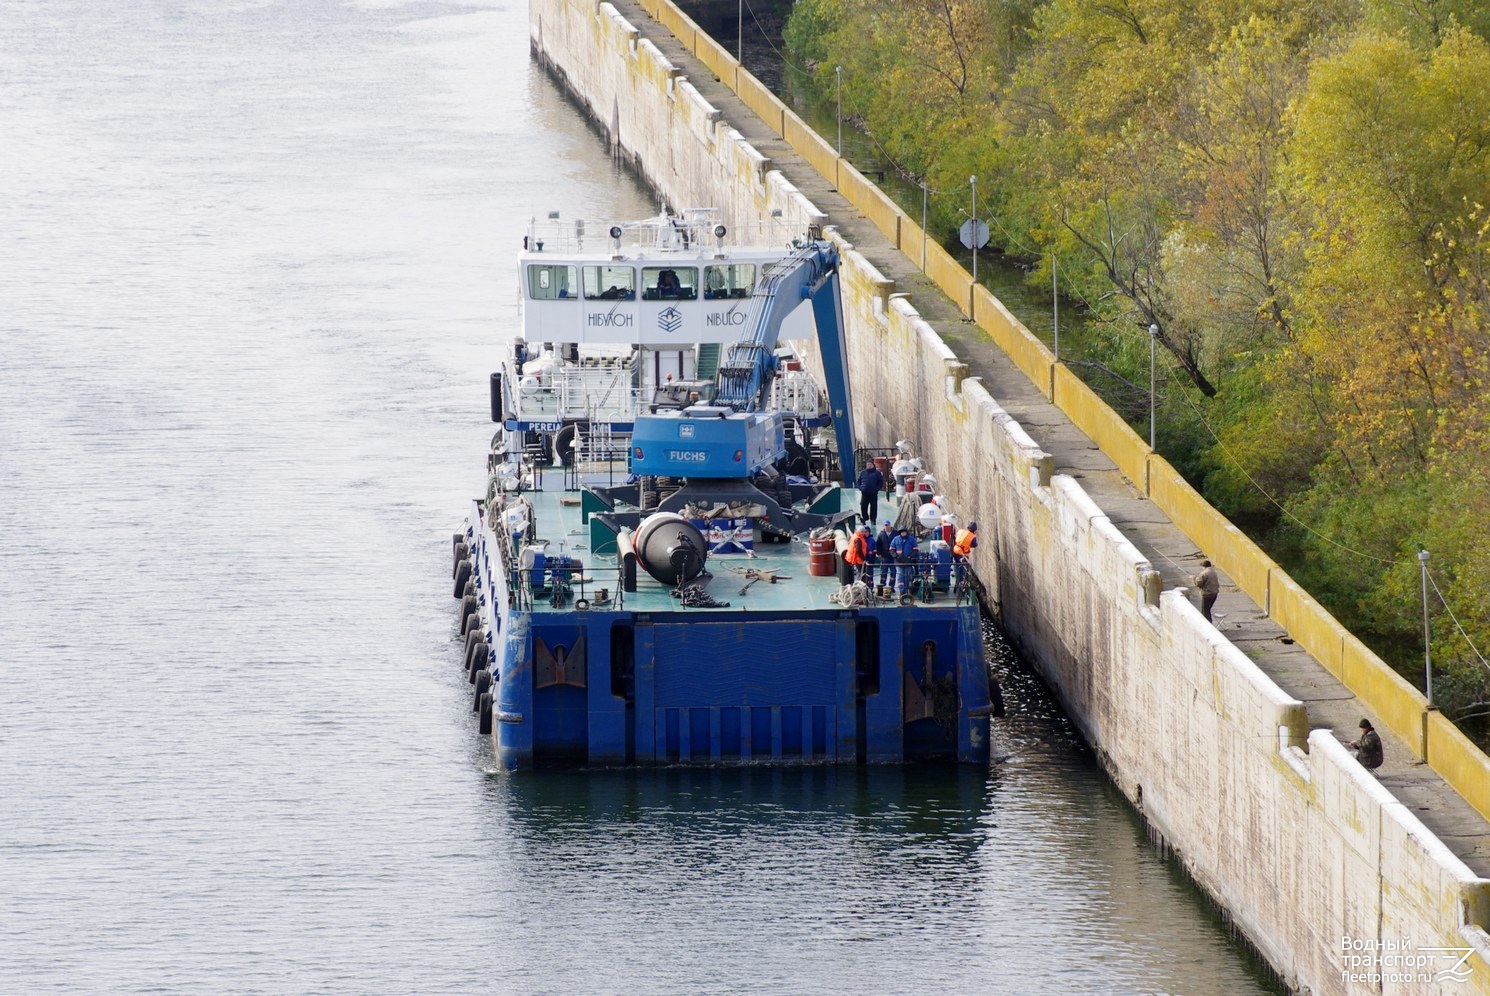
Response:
1349,718,1383,773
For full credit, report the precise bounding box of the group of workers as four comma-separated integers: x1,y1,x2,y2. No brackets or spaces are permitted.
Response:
844,459,978,595
843,518,978,595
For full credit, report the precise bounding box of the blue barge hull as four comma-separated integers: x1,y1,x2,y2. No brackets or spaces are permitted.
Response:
462,488,994,771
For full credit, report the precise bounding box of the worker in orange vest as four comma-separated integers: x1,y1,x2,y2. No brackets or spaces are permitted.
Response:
845,524,872,583
952,522,978,585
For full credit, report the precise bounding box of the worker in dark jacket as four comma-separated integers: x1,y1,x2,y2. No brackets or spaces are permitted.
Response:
856,459,884,527
875,520,895,587
1349,718,1383,772
889,526,919,594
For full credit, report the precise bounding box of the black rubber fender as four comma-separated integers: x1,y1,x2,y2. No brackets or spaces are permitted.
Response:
453,542,469,577
452,531,464,553
463,627,485,668
468,642,489,682
461,606,484,637
459,594,479,632
467,639,489,680
473,668,492,709
990,676,1006,719
461,579,476,601
453,560,472,598
478,691,494,735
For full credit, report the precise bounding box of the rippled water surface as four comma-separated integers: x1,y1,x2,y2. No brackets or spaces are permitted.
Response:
2,2,1277,992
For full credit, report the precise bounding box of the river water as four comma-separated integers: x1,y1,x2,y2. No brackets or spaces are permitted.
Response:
1,2,1277,992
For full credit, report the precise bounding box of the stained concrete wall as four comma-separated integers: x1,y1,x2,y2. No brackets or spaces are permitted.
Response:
529,2,1490,990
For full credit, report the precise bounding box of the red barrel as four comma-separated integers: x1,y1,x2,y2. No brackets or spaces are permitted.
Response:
873,455,890,484
808,536,837,576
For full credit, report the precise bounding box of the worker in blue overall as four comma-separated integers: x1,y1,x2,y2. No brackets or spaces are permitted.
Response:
856,459,884,527
875,520,896,588
890,526,920,595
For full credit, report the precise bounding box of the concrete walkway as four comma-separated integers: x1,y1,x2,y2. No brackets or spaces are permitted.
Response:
610,0,1490,878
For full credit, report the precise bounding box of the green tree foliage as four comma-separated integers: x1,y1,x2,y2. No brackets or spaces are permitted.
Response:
785,3,1490,730
1361,0,1490,47
1291,28,1490,475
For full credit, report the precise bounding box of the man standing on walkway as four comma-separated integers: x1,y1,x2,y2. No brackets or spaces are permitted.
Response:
1194,559,1220,622
856,459,884,527
1349,718,1384,773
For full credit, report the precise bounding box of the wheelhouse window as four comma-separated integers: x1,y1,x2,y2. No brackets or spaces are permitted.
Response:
527,263,577,300
703,263,754,299
583,265,636,300
642,266,697,301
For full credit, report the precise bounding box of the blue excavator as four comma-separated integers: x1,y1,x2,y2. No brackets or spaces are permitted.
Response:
588,237,859,547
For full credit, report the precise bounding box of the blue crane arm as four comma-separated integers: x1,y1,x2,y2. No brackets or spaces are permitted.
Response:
713,241,856,484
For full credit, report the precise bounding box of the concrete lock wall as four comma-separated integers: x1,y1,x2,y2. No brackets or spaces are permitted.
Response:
529,1,1490,989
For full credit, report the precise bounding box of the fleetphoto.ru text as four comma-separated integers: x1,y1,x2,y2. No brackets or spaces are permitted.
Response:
1340,936,1474,986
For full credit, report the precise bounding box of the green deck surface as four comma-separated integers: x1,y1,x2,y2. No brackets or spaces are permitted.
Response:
512,472,933,614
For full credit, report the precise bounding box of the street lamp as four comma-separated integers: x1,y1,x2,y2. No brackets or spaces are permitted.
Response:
1420,549,1434,707
1052,254,1060,361
737,0,743,63
1148,324,1158,449
835,66,843,155
969,175,978,284
921,179,928,269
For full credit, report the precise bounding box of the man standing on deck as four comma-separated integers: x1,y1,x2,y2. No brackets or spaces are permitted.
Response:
846,524,872,584
952,522,978,586
890,526,919,595
875,520,895,588
856,459,884,527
